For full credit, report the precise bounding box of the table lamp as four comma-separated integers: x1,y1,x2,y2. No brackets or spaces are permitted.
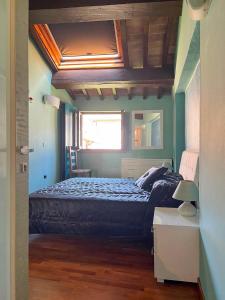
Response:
172,180,199,217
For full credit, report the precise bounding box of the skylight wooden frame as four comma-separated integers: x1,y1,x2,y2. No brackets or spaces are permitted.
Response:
31,21,125,71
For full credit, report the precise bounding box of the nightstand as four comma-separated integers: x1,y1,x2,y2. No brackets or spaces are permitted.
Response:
153,207,199,283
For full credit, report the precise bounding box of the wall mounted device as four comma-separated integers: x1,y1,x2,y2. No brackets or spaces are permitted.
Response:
186,0,212,20
43,95,60,109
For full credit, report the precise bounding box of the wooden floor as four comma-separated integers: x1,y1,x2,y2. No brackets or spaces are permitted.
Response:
29,235,199,300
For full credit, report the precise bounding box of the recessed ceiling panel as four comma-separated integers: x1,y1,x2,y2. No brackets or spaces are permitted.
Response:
31,21,124,70
48,21,117,57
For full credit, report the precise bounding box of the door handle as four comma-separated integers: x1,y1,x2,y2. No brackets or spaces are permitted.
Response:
18,146,34,155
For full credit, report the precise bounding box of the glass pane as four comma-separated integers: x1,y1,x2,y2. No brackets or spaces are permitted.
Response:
81,113,121,149
132,110,163,149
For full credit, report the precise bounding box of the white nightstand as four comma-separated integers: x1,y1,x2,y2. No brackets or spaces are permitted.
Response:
153,207,199,283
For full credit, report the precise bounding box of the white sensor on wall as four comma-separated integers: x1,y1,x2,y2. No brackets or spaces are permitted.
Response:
186,0,212,20
43,95,60,109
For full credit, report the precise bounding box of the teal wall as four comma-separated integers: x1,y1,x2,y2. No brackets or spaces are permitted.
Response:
29,39,72,192
200,1,225,299
172,0,200,170
74,95,173,177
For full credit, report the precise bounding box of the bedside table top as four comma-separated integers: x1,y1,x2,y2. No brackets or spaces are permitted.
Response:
153,207,199,228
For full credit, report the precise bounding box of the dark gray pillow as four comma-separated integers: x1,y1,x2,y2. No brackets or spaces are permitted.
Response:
135,167,168,190
162,171,183,182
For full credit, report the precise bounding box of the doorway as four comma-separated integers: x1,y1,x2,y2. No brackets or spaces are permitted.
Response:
0,0,29,299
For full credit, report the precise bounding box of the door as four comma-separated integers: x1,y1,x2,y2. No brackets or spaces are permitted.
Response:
0,0,28,299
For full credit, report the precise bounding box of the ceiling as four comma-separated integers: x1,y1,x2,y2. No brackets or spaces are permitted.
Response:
30,0,182,100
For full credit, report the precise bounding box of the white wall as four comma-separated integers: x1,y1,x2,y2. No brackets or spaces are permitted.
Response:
200,1,225,299
185,62,200,151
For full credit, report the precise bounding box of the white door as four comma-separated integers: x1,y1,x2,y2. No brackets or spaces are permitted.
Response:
0,2,13,299
0,0,28,299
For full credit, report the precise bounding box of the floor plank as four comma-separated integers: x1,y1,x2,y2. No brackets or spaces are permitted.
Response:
29,234,199,300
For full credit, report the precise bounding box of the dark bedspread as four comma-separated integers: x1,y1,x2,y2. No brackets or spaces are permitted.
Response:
29,176,181,239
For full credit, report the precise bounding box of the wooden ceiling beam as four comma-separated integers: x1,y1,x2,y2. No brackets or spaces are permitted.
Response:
82,89,90,100
143,21,149,68
69,82,171,90
70,86,171,99
67,89,76,101
112,88,118,100
157,87,164,99
29,1,182,24
143,87,148,100
30,0,181,10
120,20,129,68
162,17,174,68
128,88,133,100
52,68,174,89
96,88,104,100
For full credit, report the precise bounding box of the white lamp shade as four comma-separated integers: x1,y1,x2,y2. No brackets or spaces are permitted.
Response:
173,180,199,202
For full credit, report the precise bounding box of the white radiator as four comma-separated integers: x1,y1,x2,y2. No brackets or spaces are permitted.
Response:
121,158,172,179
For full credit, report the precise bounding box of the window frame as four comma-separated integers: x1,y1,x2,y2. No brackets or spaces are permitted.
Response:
77,111,126,152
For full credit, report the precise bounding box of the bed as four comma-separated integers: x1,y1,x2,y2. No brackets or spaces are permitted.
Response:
29,151,199,241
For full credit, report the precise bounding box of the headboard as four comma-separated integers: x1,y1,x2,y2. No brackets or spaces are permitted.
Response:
179,150,199,184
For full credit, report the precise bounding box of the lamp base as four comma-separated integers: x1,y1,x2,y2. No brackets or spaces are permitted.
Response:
178,202,197,217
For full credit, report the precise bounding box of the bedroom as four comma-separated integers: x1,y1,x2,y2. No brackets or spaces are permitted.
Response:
0,0,225,300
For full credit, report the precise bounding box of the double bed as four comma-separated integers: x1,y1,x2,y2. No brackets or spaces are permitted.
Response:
29,151,199,243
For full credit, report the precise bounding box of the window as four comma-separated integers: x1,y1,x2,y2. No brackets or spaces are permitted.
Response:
79,112,122,150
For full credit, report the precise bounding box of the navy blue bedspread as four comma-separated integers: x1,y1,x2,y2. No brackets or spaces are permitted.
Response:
29,176,182,240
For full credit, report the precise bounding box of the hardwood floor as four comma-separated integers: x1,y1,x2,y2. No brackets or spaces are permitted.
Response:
29,235,199,300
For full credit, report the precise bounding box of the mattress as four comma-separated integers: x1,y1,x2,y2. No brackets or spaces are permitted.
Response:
29,176,181,239
29,177,151,237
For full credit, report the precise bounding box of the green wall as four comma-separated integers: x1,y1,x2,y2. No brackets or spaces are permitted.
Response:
173,0,200,170
200,1,225,299
74,95,173,177
29,39,72,192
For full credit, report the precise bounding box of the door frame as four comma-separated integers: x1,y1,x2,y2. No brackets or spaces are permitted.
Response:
4,0,29,299
9,0,16,297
